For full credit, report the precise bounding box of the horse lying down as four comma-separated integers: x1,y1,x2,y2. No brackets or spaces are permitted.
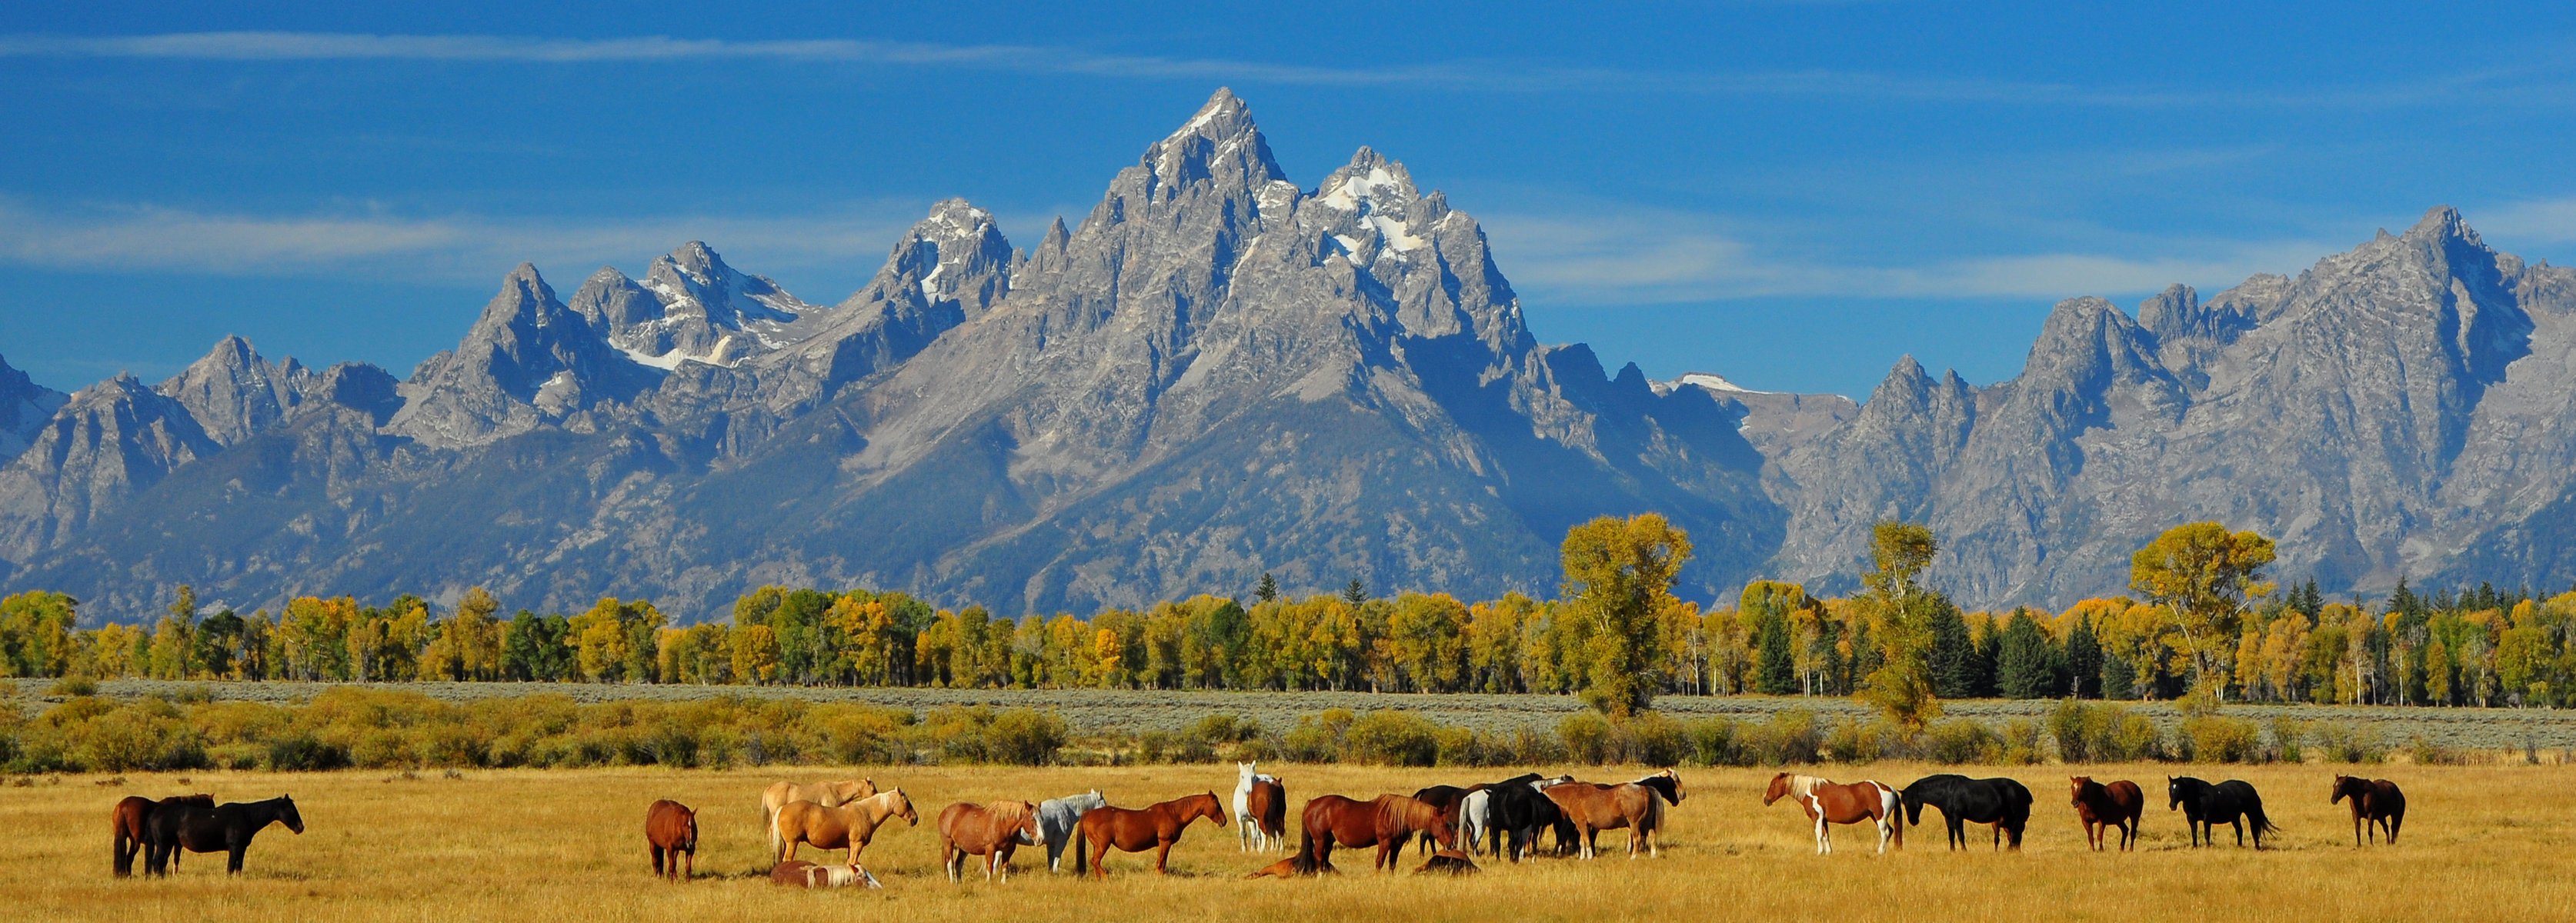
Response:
1244,852,1335,878
1414,848,1480,875
769,859,880,889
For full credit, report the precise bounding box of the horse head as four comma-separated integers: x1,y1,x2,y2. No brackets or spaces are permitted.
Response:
890,790,919,825
1239,761,1258,785
1898,785,1925,826
2167,776,2194,811
1005,801,1045,845
2331,775,2354,804
1762,771,1790,806
275,795,305,834
1201,791,1231,826
2070,776,2091,804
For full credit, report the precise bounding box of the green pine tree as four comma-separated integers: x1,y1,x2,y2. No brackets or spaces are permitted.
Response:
1995,609,2057,698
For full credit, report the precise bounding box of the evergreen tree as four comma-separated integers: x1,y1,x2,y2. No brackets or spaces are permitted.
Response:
1343,578,1370,607
1994,609,2057,698
1753,608,1797,695
1928,600,1979,698
1255,573,1279,604
2063,612,2103,699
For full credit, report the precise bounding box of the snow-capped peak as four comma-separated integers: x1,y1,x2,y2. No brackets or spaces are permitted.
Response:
1664,372,1770,395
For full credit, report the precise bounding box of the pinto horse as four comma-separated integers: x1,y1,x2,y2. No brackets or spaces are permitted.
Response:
1544,770,1685,859
769,859,878,889
1246,776,1287,853
2070,777,2143,851
1764,773,1900,855
774,789,917,871
142,795,304,876
1234,764,1285,851
1901,775,2032,850
1300,794,1453,871
939,800,1045,881
2167,776,2277,849
1039,790,1106,873
645,799,699,881
762,779,876,859
1078,792,1227,878
2331,776,2405,846
112,794,211,877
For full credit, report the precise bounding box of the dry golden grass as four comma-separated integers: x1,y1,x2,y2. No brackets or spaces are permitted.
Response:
4,760,2570,921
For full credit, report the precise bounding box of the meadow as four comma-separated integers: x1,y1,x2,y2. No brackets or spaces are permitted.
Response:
5,760,2569,922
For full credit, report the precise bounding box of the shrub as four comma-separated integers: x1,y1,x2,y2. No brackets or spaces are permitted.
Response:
1626,711,1690,767
1743,710,1820,765
2405,735,2464,766
984,709,1068,766
2047,699,2094,763
2312,721,2388,764
2180,716,2262,763
1280,715,1343,763
1433,726,1481,766
1509,723,1567,765
1823,716,1888,763
265,731,349,771
1685,717,1744,766
48,677,98,698
1997,718,2044,765
1924,718,2000,765
2267,716,2308,763
1559,712,1614,765
82,703,208,772
1345,711,1439,767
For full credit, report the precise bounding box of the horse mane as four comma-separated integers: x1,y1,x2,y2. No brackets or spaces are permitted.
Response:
1631,774,1682,805
1787,775,1832,798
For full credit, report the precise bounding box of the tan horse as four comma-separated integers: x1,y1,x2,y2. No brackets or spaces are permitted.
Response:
774,790,917,873
1543,770,1686,859
939,800,1044,881
1763,772,1900,855
762,779,878,858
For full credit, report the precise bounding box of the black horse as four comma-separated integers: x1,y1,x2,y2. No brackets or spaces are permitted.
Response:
2167,776,2277,848
1900,774,2032,850
1411,785,1473,855
1480,773,1570,861
144,795,305,875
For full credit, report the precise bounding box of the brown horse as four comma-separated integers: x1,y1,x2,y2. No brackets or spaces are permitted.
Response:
112,794,211,877
142,795,304,876
1245,853,1333,878
1300,794,1453,871
2070,778,2143,851
773,789,916,871
1246,777,1288,852
1763,772,1900,855
2332,776,2406,846
762,778,877,858
1543,770,1686,859
939,800,1045,881
1078,792,1227,878
645,799,698,881
1414,848,1480,875
769,859,878,888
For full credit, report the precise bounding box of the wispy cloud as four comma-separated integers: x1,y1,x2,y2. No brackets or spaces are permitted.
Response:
0,31,2558,108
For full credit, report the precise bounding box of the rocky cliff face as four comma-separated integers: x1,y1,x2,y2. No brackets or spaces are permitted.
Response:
2,92,2571,618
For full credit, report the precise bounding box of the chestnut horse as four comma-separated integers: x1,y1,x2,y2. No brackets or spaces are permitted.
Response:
774,789,917,871
2070,778,2142,851
1078,792,1228,878
1763,773,1900,855
1300,794,1453,871
142,795,304,876
112,794,210,877
645,799,698,881
762,778,876,858
1245,775,1288,852
2331,776,2405,846
769,859,878,888
1543,770,1686,859
939,800,1045,881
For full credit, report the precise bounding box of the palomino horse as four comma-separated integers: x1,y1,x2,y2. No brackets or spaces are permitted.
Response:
2331,776,2405,846
1078,792,1227,878
939,800,1045,881
762,779,877,859
769,859,878,889
143,795,305,876
774,790,917,871
1236,764,1288,851
1543,770,1686,859
1763,773,1900,855
1900,775,2032,850
2070,777,2143,851
1037,790,1106,872
2167,776,2277,849
1300,794,1453,872
645,799,699,881
112,794,210,877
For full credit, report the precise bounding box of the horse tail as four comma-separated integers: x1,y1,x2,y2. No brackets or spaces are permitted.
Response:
2250,802,2281,843
1880,784,1904,848
766,805,782,865
1073,825,1087,875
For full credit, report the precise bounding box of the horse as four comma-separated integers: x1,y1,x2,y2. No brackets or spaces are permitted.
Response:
1299,794,1453,872
1410,785,1473,855
769,859,879,889
1765,773,1901,855
1543,770,1686,859
762,779,877,859
2331,776,2405,846
2167,776,2277,849
1482,774,1573,861
939,800,1045,882
112,794,210,877
1234,763,1269,851
645,799,699,881
1414,848,1480,875
1245,853,1333,878
142,795,304,876
1077,791,1228,878
2070,777,2143,851
1038,790,1106,873
1457,788,1493,857
1246,775,1287,853
774,789,917,871
1900,775,2032,851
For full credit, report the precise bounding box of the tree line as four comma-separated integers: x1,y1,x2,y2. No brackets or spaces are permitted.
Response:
4,517,2574,713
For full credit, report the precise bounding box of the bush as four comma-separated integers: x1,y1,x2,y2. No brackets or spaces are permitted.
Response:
2313,721,2388,764
48,677,97,698
2179,716,2262,763
1997,718,2044,765
1823,717,1890,764
1281,711,1348,763
1924,718,2000,765
984,708,1068,766
2267,716,2308,763
1345,711,1439,766
1743,710,1820,765
1559,712,1614,765
265,732,349,771
2405,735,2464,765
1626,711,1690,767
2047,699,2094,763
1685,717,1745,766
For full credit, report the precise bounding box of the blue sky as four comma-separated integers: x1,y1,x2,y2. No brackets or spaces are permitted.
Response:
7,2,2576,398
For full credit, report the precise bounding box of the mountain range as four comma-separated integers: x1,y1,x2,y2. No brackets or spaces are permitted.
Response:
4,88,2571,621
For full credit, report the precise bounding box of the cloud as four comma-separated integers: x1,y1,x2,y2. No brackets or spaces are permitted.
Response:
0,31,2556,108
1480,206,2337,304
2471,196,2576,246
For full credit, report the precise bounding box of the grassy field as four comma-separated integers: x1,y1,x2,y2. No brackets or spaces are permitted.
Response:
5,761,2570,921
74,679,2576,750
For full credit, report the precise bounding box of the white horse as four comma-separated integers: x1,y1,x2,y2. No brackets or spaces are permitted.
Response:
1234,763,1289,851
1037,790,1106,872
1458,788,1493,856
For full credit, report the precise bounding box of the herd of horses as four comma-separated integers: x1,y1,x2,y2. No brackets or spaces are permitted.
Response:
98,766,2411,885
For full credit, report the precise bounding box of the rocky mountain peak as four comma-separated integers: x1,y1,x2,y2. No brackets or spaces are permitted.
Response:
0,353,71,462
156,335,310,446
387,262,652,447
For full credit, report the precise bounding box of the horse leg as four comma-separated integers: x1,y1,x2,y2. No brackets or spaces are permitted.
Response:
682,847,693,881
1089,838,1110,879
652,845,665,879
2232,819,2244,848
